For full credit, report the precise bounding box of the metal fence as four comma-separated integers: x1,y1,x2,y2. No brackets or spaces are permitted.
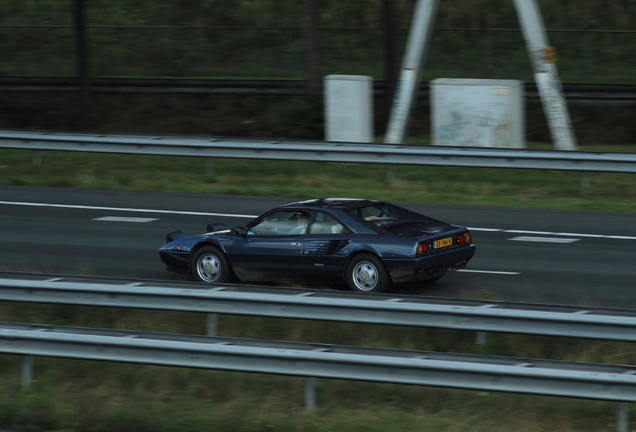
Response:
1,25,635,83
1,129,635,174
1,273,636,431
4,273,636,342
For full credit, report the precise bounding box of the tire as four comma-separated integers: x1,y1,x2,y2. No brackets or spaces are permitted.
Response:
345,254,391,293
192,246,233,283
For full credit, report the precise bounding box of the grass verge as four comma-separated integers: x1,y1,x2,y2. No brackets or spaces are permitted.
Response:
1,303,635,432
1,144,635,213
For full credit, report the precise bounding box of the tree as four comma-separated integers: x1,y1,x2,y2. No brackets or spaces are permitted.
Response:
383,0,399,114
73,0,90,103
303,0,321,93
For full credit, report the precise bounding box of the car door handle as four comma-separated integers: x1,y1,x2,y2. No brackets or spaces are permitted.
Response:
290,242,302,247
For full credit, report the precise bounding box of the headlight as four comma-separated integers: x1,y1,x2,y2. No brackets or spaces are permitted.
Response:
161,245,190,252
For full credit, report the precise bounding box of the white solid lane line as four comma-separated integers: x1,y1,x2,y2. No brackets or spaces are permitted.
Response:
468,227,636,241
2,200,635,240
508,236,580,244
0,200,258,218
93,216,159,223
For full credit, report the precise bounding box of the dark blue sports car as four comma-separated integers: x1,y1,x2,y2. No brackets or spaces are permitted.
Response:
159,198,475,293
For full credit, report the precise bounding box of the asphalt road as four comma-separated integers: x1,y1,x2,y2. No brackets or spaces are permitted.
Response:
1,185,635,309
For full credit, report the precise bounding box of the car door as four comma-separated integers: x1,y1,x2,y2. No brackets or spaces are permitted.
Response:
303,211,352,279
228,210,312,281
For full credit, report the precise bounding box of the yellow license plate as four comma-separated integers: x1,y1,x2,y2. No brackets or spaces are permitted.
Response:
434,237,453,249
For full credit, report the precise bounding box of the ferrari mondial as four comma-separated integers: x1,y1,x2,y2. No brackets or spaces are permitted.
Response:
159,198,475,293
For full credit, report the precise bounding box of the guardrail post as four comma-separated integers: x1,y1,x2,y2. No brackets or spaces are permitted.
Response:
476,331,487,344
617,402,629,432
304,377,316,411
206,158,215,175
386,166,396,182
21,355,33,391
206,313,217,336
581,172,591,190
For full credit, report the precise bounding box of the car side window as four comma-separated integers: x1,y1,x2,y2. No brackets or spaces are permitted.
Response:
248,210,312,236
308,212,348,235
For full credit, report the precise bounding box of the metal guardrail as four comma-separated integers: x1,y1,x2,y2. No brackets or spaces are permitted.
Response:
3,273,636,342
1,129,636,173
1,78,635,100
3,273,636,430
3,322,636,403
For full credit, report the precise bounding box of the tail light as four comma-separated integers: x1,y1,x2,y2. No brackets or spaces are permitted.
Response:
457,231,472,244
416,242,430,254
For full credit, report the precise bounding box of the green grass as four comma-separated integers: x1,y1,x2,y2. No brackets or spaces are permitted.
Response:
2,145,636,213
1,302,636,432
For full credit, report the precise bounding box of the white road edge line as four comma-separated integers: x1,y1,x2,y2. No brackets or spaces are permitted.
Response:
0,201,258,218
468,227,636,241
2,201,636,240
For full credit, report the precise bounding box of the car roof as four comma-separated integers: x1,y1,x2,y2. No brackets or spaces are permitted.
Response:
278,198,379,211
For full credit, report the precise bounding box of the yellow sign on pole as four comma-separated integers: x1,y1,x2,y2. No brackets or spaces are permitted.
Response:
544,47,557,63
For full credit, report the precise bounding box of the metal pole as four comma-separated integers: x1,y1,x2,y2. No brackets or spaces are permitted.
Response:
21,355,33,391
304,377,316,411
581,172,591,190
476,331,487,345
206,158,215,176
513,0,577,151
182,25,194,77
206,313,217,336
617,402,629,432
384,0,439,144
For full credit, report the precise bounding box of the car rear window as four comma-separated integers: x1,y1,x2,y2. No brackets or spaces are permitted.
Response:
347,204,401,227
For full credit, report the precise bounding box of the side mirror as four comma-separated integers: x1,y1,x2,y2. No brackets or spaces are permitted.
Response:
233,226,248,236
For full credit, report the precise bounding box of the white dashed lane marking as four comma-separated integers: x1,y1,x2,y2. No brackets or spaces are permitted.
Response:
458,269,521,275
508,236,581,244
93,216,159,223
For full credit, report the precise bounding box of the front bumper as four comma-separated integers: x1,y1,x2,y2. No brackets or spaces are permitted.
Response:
158,250,191,273
383,244,476,283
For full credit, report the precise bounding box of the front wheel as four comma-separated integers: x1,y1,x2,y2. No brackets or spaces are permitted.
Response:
345,254,391,293
192,246,233,283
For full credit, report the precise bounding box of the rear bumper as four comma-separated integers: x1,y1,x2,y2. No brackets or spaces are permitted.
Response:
383,245,476,283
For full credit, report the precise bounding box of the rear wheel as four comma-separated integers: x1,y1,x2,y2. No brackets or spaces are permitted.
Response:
192,246,233,283
345,254,391,293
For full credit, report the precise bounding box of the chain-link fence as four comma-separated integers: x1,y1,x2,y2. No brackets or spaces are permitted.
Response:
1,25,635,83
